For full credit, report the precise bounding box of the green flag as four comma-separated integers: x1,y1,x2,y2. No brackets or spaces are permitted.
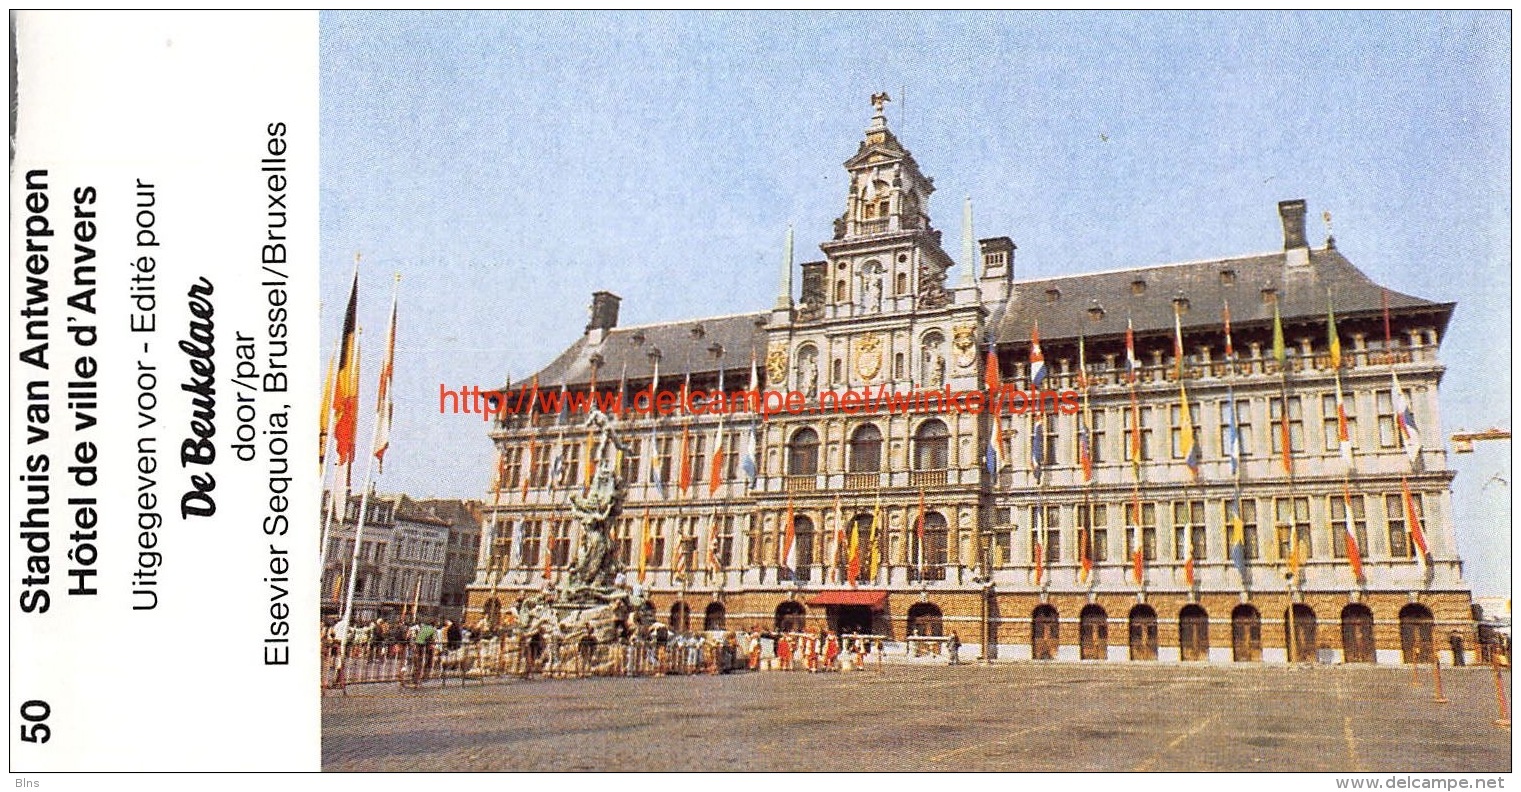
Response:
1272,299,1287,366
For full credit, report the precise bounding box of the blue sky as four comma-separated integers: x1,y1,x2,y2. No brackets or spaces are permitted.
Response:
319,11,1509,595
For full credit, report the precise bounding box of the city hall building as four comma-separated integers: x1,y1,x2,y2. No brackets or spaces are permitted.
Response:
466,99,1472,664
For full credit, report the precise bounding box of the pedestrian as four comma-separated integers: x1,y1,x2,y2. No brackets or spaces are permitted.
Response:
747,628,762,671
778,633,792,671
948,631,961,665
410,620,438,687
824,631,841,671
445,619,462,651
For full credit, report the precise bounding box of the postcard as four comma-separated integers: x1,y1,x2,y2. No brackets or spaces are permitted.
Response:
8,10,1511,782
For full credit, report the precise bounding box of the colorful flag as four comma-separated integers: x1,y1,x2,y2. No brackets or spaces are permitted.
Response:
1328,298,1353,469
1342,482,1364,582
1278,399,1294,476
521,375,539,497
1224,388,1241,478
869,493,883,583
373,289,398,473
1402,476,1431,570
1078,333,1093,484
638,507,652,584
709,367,727,495
319,348,336,466
1228,496,1248,579
1124,318,1139,383
985,339,1004,476
1079,501,1093,584
915,488,927,576
847,514,861,587
1130,489,1145,585
542,523,555,580
1033,505,1045,586
509,519,524,569
827,496,845,583
673,529,689,581
1392,371,1422,467
741,353,760,486
1031,418,1047,482
677,423,693,493
705,513,721,574
1028,322,1047,388
332,270,361,467
782,494,797,576
1272,298,1287,368
1174,308,1199,479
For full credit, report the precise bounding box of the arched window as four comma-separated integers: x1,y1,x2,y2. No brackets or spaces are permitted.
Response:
670,601,691,633
703,602,727,632
1231,605,1262,662
849,424,883,473
787,428,819,476
896,271,908,296
1399,603,1434,664
775,601,806,633
913,419,950,470
907,602,943,639
1179,604,1209,661
1129,605,1158,661
1032,604,1060,660
1080,605,1108,660
835,279,847,303
1285,604,1318,663
1341,604,1375,663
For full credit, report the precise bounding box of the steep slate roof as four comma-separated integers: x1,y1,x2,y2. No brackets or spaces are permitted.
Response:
532,311,770,388
993,246,1453,346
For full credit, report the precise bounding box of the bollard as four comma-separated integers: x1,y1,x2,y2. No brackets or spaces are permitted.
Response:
1492,656,1511,728
1431,651,1450,704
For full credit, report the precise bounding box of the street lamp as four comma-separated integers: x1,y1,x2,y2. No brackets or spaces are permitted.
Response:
972,533,994,664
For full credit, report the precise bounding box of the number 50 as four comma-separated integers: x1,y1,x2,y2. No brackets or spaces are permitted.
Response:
19,700,50,743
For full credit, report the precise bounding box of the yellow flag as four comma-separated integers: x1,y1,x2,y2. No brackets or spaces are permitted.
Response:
869,494,883,582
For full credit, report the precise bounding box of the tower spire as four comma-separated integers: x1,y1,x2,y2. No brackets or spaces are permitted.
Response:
961,196,976,287
775,224,794,311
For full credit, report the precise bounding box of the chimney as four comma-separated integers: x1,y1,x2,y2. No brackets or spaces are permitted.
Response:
977,236,1016,304
1278,199,1310,267
586,291,620,344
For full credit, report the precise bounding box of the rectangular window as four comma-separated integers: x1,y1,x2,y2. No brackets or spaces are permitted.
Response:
1376,391,1397,448
531,444,551,487
521,520,543,568
550,520,572,566
1089,411,1106,464
621,438,642,485
657,437,675,486
1076,503,1108,562
559,443,581,488
1172,500,1206,560
1124,501,1157,561
1221,499,1259,560
1384,492,1424,559
718,515,735,567
992,528,1012,567
1329,494,1369,558
1274,497,1312,559
1169,402,1204,459
1031,504,1061,563
690,435,707,488
724,433,742,480
650,518,667,568
1321,393,1358,453
1269,396,1305,455
501,446,523,490
1218,398,1253,458
1124,405,1154,462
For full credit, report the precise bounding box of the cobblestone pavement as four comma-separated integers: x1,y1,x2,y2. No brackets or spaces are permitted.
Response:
322,662,1511,772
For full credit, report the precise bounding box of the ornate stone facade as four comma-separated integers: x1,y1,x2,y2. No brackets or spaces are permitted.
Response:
467,99,1473,665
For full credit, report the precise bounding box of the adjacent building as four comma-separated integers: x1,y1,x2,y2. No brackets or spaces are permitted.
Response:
322,492,482,624
467,98,1472,664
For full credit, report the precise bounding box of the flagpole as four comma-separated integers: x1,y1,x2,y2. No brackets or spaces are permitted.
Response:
1125,317,1145,588
319,255,362,581
1272,298,1302,663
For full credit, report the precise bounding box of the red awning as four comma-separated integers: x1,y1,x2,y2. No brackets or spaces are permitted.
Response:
807,590,888,610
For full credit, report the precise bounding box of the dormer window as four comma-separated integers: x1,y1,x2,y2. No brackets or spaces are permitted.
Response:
1261,287,1278,304
1220,269,1237,286
1045,288,1061,303
984,251,1007,268
690,324,705,340
1131,279,1147,295
1088,303,1105,321
630,331,646,345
